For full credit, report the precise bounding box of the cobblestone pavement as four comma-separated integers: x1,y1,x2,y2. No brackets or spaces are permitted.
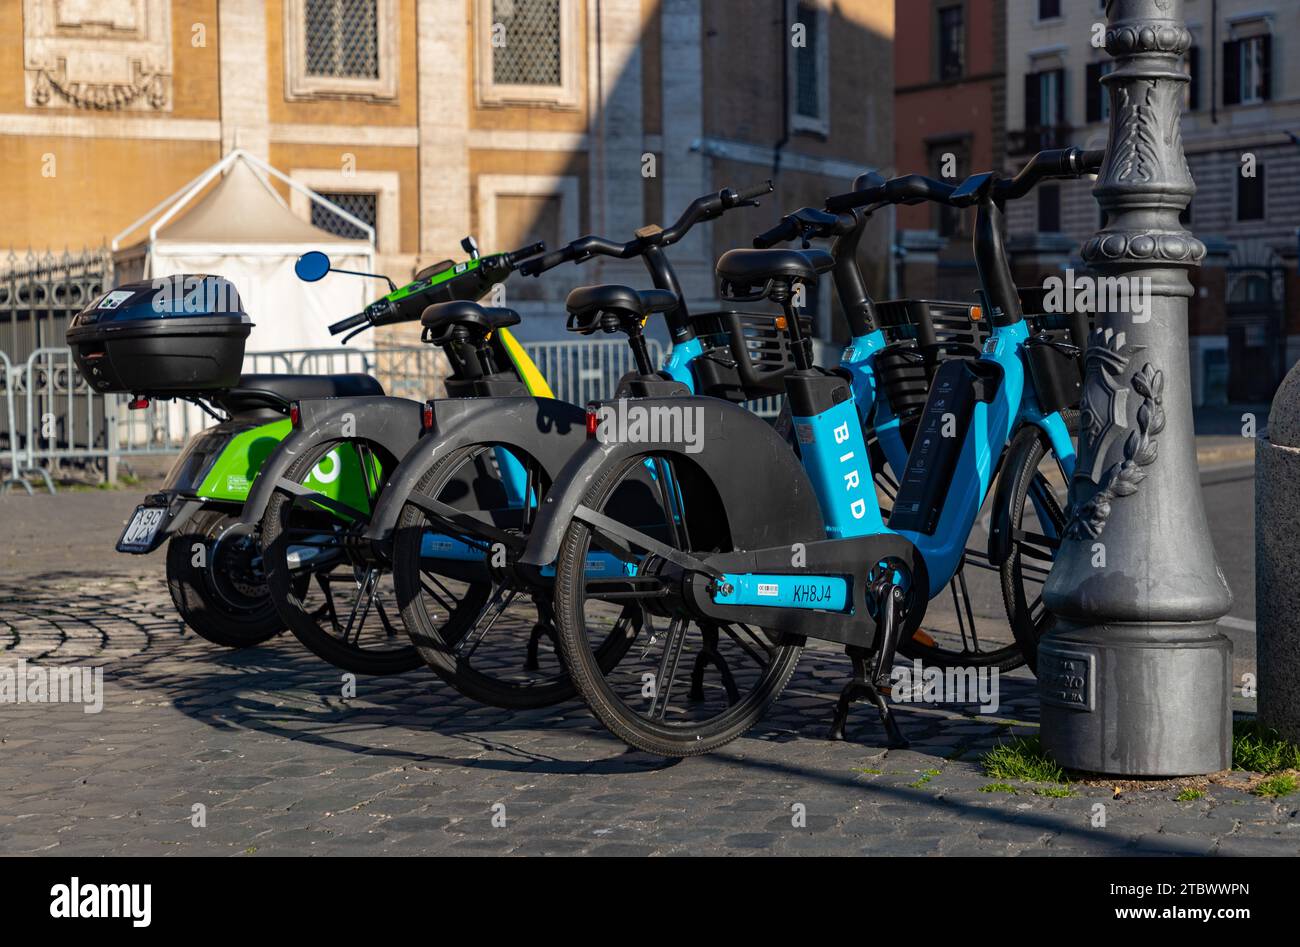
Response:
1,570,1294,857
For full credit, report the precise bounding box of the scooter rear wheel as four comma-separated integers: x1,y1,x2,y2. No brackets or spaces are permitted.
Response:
165,509,283,649
552,451,802,757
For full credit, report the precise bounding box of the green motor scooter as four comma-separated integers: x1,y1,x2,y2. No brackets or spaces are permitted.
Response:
66,239,543,648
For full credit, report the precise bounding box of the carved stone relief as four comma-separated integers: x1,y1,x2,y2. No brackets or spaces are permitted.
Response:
23,0,173,111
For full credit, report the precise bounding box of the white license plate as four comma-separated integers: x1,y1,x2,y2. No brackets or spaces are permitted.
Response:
119,505,167,550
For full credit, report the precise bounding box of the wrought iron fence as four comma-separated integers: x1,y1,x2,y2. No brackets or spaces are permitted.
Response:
0,247,113,367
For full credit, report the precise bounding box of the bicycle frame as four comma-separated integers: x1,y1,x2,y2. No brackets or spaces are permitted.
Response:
711,172,1091,615
717,319,1075,614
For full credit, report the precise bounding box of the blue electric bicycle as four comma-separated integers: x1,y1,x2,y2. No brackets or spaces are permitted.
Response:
379,173,979,708
525,146,1100,755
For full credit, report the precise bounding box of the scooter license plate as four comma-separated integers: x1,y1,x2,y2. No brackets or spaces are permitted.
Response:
117,504,168,552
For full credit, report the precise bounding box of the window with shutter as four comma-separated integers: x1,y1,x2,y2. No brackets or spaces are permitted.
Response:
789,0,831,135
1238,163,1266,221
1223,38,1241,106
283,0,397,101
1186,46,1200,111
476,0,581,108
1023,69,1065,150
1260,34,1273,102
1024,71,1041,131
1225,34,1271,106
1086,62,1114,124
937,5,964,82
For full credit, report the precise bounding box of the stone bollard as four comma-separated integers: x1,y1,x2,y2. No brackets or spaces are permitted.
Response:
1256,362,1300,744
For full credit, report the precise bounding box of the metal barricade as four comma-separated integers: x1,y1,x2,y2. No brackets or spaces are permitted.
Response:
0,338,783,488
525,338,665,406
0,349,35,494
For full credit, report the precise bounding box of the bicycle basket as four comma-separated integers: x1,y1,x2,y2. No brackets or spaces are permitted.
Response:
871,299,988,423
689,309,813,402
1019,285,1090,414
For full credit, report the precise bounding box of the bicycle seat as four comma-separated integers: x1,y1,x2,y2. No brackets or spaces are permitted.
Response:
218,373,384,414
565,285,678,335
716,248,835,295
421,300,521,345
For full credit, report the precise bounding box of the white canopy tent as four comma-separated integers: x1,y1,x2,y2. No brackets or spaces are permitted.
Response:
112,149,381,360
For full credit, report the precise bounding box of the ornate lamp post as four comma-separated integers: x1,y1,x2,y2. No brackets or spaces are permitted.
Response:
1039,0,1234,775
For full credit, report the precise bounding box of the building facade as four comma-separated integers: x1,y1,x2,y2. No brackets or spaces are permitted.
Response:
1003,0,1300,405
893,0,1006,302
1,0,894,345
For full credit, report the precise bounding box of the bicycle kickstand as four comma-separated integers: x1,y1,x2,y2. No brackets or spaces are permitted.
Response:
689,624,740,704
828,583,909,749
524,598,558,670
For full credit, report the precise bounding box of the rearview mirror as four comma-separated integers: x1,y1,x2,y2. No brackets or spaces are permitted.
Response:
294,251,331,282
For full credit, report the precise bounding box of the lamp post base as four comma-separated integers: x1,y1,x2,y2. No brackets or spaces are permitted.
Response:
1038,622,1234,776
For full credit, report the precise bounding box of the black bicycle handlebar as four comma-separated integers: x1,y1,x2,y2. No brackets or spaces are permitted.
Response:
503,240,547,267
332,237,546,338
753,218,800,250
993,146,1105,201
753,207,845,249
518,245,574,275
328,311,370,336
519,182,773,277
824,174,958,213
823,147,1105,215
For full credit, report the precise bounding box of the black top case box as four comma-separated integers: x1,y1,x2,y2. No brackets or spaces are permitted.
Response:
67,274,253,396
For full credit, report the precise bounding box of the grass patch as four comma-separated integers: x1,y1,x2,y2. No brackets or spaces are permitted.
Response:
1030,785,1074,798
908,768,940,789
978,782,1017,794
852,766,883,776
1252,773,1298,799
1175,788,1205,802
981,736,1067,784
1233,721,1300,774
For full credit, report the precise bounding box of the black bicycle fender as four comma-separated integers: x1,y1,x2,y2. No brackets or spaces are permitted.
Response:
987,422,1047,568
519,397,825,571
237,395,422,526
364,396,588,542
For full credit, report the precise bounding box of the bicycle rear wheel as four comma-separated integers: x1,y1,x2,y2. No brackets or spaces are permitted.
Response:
392,443,636,709
552,451,802,757
261,438,481,675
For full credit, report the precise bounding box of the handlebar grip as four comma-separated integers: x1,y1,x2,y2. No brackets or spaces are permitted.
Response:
329,312,370,336
753,218,798,249
506,241,547,267
1081,149,1106,173
737,180,774,202
518,245,574,277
